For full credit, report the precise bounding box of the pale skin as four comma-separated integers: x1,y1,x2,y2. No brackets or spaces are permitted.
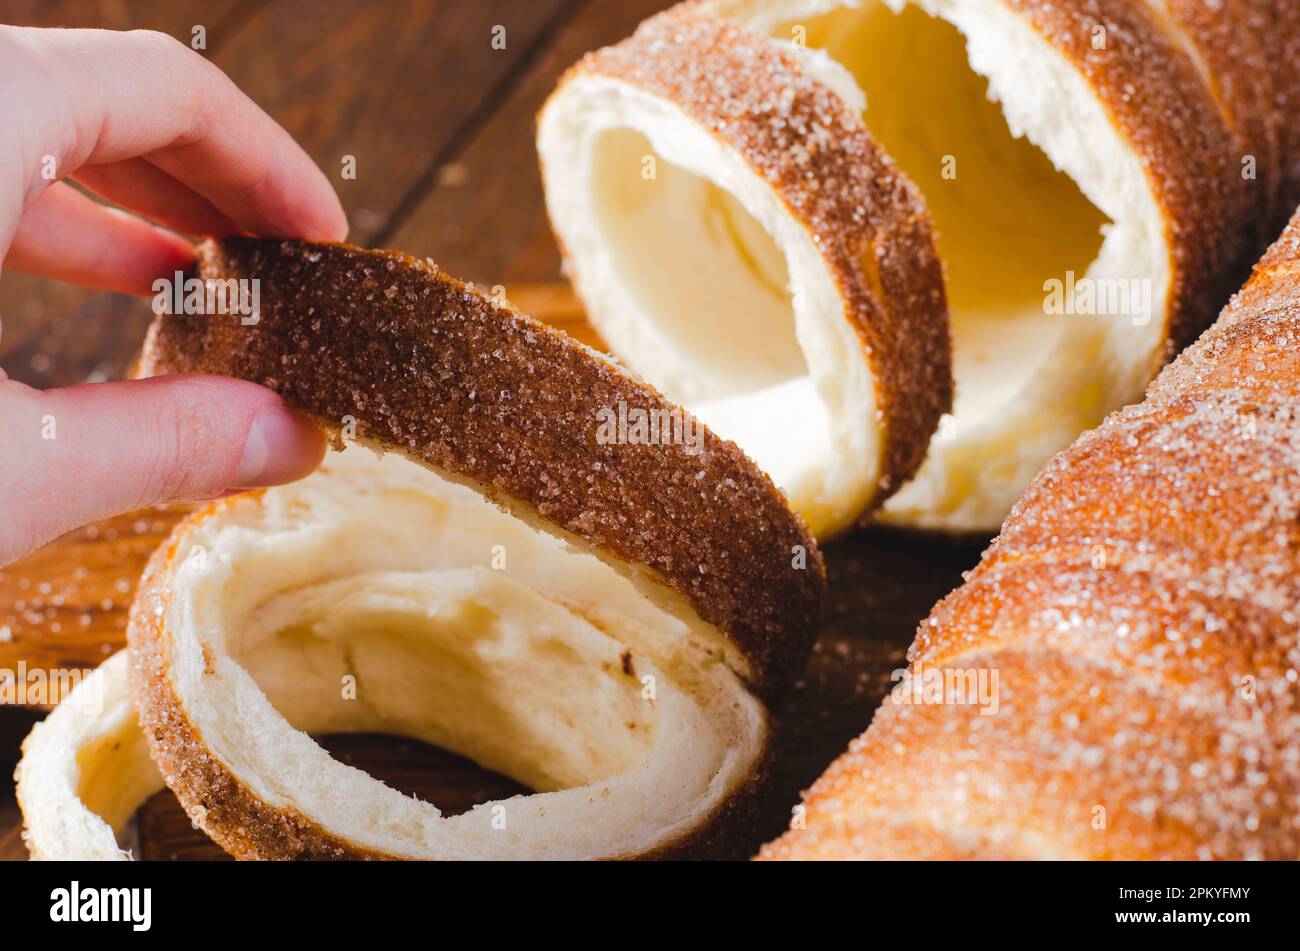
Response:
0,26,348,566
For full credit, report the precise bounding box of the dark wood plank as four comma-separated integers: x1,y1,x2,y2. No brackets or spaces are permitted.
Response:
0,282,148,389
0,706,41,860
386,0,678,285
0,0,245,33
0,0,577,388
763,530,983,841
0,506,195,693
0,0,248,389
208,0,578,245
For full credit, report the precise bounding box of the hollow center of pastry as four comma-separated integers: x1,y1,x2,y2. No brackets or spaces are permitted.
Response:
75,720,162,833
784,1,1109,427
589,128,833,503
162,448,765,859
233,569,656,793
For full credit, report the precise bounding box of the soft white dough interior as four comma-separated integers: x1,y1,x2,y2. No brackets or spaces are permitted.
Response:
16,652,165,860
591,129,804,398
540,76,882,538
589,130,832,494
542,0,1173,533
164,448,765,860
738,0,1171,529
771,0,1108,424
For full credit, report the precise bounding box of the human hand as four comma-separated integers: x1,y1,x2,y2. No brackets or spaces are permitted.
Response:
0,26,347,565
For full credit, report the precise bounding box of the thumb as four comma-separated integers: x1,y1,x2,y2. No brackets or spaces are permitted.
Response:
0,374,325,565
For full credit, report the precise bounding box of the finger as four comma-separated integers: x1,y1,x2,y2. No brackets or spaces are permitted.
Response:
1,26,347,243
0,375,325,566
73,158,244,237
3,182,195,295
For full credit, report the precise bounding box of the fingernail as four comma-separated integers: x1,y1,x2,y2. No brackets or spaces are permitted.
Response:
232,407,325,488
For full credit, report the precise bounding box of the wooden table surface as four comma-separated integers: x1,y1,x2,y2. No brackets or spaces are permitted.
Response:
0,0,987,860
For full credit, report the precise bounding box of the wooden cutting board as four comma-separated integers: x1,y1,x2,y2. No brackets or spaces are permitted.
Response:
0,283,987,860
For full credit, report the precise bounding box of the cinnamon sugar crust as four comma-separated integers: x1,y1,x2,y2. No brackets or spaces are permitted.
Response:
131,235,826,859
565,3,952,501
761,648,1291,860
761,210,1300,860
140,236,824,700
1157,0,1283,247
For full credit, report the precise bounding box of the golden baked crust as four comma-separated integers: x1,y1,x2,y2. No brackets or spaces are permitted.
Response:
550,2,952,503
1157,0,1282,246
140,236,824,700
760,209,1300,860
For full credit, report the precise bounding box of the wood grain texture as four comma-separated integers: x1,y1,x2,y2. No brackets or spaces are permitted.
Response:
0,0,245,390
0,0,575,388
0,706,40,860
0,506,194,703
387,0,679,284
0,0,246,34
205,0,578,245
